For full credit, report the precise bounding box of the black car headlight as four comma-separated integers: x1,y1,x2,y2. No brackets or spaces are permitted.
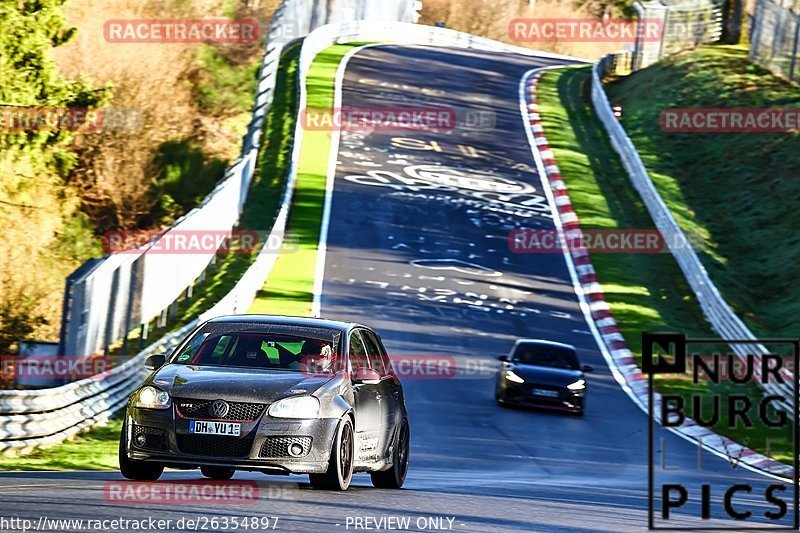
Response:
134,386,172,409
566,379,586,391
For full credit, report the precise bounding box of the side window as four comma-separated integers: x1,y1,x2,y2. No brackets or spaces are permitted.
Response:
175,332,209,363
362,331,387,377
348,330,369,372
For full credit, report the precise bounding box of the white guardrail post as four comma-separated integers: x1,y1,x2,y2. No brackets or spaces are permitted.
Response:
590,56,792,411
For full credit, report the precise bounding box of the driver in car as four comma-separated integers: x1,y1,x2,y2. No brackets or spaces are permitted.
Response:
292,341,334,374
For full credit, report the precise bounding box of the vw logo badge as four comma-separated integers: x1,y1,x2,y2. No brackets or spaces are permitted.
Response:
210,399,230,418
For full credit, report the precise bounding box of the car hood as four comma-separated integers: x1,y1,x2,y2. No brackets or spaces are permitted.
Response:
508,364,583,387
148,364,334,403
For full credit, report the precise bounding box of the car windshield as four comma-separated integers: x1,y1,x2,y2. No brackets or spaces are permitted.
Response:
170,322,342,373
512,344,579,370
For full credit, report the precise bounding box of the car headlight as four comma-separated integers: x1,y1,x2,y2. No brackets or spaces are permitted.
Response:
268,396,320,419
567,379,586,391
505,370,525,384
134,386,171,409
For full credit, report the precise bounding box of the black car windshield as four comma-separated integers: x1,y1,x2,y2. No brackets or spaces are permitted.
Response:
170,322,342,373
512,343,579,370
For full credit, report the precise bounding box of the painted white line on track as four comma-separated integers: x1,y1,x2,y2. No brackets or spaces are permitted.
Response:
311,44,382,318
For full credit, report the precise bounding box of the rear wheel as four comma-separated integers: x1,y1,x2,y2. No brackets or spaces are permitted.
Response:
309,417,354,491
201,466,235,480
370,419,409,489
119,422,164,481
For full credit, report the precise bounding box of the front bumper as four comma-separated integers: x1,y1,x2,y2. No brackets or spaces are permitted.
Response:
496,380,585,412
125,406,339,474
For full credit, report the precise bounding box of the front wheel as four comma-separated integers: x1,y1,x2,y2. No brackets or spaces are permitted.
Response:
119,423,164,481
309,417,354,491
370,419,409,489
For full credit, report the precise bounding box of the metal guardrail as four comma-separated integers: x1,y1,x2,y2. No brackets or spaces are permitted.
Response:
592,55,792,410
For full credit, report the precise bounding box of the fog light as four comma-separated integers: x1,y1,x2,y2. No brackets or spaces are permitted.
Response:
289,443,304,457
134,433,147,447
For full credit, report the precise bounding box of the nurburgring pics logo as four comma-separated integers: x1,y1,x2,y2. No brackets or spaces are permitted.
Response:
644,332,799,529
661,109,800,132
104,19,259,43
508,18,663,42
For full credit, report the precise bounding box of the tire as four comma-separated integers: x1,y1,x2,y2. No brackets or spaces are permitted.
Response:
201,466,235,480
119,422,164,481
309,417,354,491
370,419,409,489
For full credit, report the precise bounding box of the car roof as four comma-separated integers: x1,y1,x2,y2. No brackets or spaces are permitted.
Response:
204,314,367,333
512,338,577,351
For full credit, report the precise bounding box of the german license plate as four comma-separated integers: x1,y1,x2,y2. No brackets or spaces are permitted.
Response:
532,389,559,398
189,420,241,436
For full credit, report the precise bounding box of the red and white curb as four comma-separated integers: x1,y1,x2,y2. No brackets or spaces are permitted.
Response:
521,68,793,481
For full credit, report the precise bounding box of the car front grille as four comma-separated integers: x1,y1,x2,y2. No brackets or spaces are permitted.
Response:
259,436,312,458
132,424,168,451
174,398,266,421
176,434,254,457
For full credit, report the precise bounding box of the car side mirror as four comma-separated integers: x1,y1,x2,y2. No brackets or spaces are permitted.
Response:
582,364,594,373
498,355,509,362
145,353,167,371
353,367,381,385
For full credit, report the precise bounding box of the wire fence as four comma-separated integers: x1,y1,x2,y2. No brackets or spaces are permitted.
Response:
750,0,800,83
632,0,725,69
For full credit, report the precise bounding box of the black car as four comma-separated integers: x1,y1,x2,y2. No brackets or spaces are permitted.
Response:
119,315,410,491
495,339,592,414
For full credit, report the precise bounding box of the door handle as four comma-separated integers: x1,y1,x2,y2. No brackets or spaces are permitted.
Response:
375,394,382,401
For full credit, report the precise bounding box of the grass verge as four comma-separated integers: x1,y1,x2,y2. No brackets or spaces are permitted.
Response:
248,43,363,316
604,45,800,338
537,65,793,463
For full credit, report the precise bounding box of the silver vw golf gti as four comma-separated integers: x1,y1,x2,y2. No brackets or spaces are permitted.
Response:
119,315,410,491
